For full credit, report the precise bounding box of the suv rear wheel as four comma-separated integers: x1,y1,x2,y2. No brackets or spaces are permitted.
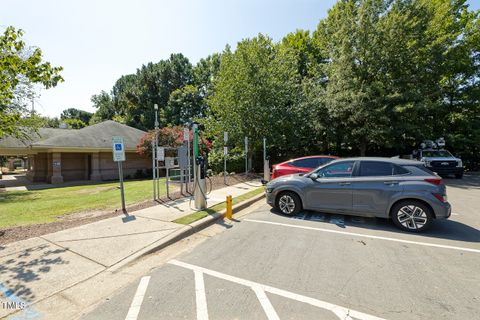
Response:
276,192,302,215
391,200,433,232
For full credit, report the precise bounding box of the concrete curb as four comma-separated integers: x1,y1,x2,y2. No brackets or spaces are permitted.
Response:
109,192,266,272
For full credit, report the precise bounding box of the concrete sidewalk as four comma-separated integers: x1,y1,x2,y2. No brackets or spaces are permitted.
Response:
0,180,263,319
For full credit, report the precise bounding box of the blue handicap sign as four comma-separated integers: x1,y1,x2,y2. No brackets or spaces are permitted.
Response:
115,143,122,151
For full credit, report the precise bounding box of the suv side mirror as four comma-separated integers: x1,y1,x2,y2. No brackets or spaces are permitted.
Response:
310,173,319,180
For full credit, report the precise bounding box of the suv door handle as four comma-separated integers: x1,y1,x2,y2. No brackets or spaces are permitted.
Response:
339,182,351,186
384,181,399,185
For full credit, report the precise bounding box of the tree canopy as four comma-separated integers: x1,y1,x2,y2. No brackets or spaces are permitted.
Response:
0,26,63,138
89,0,479,169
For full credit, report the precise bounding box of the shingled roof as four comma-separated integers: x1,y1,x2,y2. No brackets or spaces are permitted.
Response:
32,121,146,151
0,128,70,149
0,121,146,152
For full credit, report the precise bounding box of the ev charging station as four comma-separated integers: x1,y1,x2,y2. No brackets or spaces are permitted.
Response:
263,137,270,182
193,123,207,210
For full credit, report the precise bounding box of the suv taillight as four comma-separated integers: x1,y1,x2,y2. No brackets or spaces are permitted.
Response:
425,178,442,185
432,193,448,203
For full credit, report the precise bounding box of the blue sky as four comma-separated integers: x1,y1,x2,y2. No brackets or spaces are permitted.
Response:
1,0,478,117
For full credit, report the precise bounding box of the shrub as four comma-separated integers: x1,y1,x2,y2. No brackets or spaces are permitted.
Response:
208,147,245,174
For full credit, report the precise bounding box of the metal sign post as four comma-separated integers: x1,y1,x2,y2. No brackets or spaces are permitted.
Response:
224,131,228,184
153,104,159,201
112,136,126,213
245,136,248,175
152,138,156,200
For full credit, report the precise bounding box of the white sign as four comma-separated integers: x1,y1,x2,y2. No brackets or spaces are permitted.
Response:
157,147,165,161
224,146,228,155
165,157,175,168
183,128,189,141
112,136,125,162
224,132,228,144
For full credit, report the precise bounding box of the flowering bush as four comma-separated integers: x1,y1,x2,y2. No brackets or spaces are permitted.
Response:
137,126,212,157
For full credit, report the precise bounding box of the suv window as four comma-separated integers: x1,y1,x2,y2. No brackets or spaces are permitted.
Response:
393,165,410,175
317,161,354,178
403,165,434,176
359,161,411,177
359,161,394,176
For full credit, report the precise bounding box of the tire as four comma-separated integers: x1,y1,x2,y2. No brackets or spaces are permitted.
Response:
455,173,463,179
275,191,302,215
391,200,433,232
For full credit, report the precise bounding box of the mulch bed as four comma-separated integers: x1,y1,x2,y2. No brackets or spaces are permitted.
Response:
0,174,260,245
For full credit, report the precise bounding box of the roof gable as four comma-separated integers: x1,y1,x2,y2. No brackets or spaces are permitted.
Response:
31,121,146,150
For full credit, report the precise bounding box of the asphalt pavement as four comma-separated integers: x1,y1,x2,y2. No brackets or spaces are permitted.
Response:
81,175,480,320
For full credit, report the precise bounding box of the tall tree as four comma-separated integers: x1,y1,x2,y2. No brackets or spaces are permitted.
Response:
0,26,63,138
204,34,303,162
89,91,115,124
60,108,93,124
165,85,204,125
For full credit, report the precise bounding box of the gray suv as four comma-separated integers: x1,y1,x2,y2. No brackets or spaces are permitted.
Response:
265,158,451,232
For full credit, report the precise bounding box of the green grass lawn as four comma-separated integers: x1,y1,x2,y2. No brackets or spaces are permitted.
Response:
173,187,264,225
0,179,167,229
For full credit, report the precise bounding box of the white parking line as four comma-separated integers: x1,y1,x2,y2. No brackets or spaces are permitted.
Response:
169,259,384,320
252,285,280,320
244,219,480,254
194,270,209,320
125,276,151,320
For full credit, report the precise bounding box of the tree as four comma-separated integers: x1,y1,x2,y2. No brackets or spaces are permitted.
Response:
60,108,93,124
194,53,222,98
165,85,204,125
90,91,115,124
63,118,86,129
312,0,479,157
204,34,304,166
91,53,194,130
0,26,63,138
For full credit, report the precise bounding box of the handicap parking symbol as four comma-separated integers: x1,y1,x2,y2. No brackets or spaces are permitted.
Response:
115,143,123,151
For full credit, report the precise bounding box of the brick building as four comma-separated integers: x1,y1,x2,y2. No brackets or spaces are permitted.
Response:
0,121,150,184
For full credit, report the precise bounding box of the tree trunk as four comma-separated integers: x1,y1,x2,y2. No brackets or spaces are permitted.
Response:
359,140,367,157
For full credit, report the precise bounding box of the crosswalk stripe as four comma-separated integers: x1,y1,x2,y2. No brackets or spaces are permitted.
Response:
125,276,151,320
169,259,384,320
194,270,209,320
252,286,280,320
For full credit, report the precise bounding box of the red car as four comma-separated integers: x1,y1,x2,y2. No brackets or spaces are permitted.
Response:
271,155,338,179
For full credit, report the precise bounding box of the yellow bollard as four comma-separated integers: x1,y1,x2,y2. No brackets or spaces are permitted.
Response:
226,195,233,220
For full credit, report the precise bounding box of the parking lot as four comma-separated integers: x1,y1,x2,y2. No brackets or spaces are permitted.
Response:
83,175,480,320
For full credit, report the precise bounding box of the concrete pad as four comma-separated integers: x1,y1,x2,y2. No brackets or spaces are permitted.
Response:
0,237,49,259
136,181,262,222
0,241,104,318
43,216,183,267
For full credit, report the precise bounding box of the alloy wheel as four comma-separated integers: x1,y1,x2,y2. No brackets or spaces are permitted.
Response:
278,195,296,214
397,205,428,230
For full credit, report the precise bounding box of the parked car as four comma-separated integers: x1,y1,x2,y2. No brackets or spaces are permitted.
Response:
265,157,451,232
271,155,338,179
